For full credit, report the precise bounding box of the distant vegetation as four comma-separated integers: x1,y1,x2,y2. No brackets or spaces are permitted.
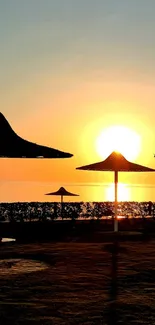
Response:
0,201,155,223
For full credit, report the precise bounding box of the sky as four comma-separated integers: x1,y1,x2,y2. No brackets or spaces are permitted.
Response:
1,0,155,202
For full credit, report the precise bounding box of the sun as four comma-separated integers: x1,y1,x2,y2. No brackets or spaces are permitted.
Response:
96,125,141,161
106,183,130,202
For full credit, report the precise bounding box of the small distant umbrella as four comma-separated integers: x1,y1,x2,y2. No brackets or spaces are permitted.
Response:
76,151,155,232
45,187,79,219
0,112,73,158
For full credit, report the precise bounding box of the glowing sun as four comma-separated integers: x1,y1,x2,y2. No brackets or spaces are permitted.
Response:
96,126,141,161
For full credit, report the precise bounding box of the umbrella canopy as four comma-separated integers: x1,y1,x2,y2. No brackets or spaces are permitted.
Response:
0,112,73,158
76,151,155,231
45,187,79,203
76,151,155,172
45,187,79,219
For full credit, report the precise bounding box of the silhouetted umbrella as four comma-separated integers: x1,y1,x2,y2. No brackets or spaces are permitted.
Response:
0,112,73,158
76,151,155,231
77,151,155,324
45,187,79,218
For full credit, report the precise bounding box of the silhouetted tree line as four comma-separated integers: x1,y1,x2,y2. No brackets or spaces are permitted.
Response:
0,201,155,223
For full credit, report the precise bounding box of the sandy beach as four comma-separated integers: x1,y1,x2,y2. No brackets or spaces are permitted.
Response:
0,239,155,324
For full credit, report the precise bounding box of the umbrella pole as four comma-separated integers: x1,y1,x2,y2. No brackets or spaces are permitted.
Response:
61,195,63,219
114,171,118,232
107,171,119,324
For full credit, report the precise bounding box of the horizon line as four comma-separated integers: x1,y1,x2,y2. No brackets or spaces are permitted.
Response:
1,180,155,189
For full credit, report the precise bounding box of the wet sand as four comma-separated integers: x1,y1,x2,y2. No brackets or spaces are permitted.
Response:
0,240,155,324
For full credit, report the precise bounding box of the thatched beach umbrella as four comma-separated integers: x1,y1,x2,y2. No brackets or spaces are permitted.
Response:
45,187,79,218
77,151,155,324
0,112,73,158
76,151,155,232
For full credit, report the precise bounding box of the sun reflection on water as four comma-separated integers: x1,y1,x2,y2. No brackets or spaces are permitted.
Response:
106,183,130,202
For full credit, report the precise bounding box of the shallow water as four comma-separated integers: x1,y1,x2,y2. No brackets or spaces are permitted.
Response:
1,238,16,242
0,258,48,276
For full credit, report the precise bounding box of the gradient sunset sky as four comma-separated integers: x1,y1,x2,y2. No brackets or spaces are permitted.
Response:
1,0,155,202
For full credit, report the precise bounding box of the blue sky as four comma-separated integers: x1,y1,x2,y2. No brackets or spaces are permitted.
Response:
1,0,155,94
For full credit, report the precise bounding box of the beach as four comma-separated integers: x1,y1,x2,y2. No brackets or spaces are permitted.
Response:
0,238,155,324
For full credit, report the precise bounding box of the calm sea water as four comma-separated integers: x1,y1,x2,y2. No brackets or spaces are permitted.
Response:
1,181,155,203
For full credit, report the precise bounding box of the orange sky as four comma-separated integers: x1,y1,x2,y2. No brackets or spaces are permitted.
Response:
1,1,155,202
